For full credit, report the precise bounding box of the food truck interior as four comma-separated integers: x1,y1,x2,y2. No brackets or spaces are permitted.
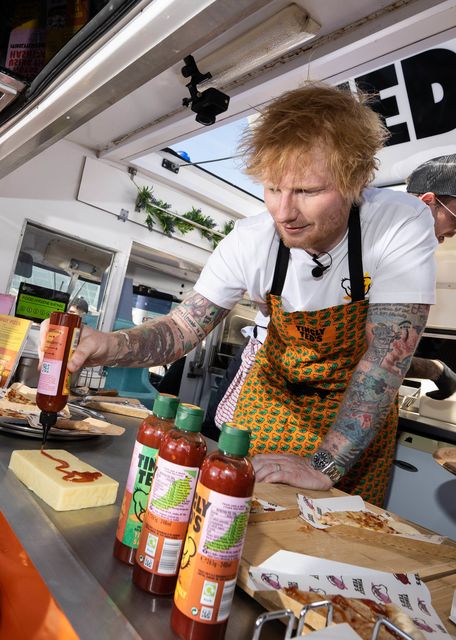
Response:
0,3,456,636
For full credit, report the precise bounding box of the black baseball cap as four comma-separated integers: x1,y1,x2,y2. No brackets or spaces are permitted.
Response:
406,154,456,197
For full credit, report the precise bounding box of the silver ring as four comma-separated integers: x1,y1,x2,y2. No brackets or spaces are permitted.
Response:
275,463,281,473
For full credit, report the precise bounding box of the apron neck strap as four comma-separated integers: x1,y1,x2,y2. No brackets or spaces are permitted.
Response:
270,203,365,300
347,203,364,302
270,239,290,296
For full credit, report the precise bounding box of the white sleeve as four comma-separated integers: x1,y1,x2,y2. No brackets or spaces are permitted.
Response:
194,222,248,309
369,203,437,304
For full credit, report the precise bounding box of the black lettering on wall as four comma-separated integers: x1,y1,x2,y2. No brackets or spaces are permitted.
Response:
355,65,410,146
401,48,456,139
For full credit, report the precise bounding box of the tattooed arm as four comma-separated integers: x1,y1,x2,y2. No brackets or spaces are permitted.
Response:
321,302,429,476
67,291,230,372
252,303,429,489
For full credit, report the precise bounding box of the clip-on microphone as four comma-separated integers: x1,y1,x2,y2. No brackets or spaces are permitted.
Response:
311,252,332,278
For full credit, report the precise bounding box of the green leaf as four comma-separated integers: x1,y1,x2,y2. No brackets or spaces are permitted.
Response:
152,476,191,510
204,511,248,552
134,184,234,246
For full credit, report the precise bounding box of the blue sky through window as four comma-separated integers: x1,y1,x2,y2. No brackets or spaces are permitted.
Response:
170,118,264,199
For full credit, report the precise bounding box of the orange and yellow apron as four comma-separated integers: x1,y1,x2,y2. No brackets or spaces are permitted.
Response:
234,206,397,506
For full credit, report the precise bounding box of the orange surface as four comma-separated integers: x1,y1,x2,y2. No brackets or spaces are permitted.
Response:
0,511,79,639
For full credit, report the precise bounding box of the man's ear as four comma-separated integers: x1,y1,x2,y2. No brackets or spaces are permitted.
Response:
419,192,439,219
419,191,437,206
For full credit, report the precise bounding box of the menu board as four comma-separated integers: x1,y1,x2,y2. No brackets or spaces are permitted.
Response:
0,314,31,389
15,282,69,323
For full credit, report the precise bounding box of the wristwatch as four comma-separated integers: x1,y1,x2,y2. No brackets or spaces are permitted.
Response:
310,449,343,483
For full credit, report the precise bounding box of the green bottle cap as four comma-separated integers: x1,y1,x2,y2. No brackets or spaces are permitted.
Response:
174,403,204,432
218,422,251,457
152,393,180,419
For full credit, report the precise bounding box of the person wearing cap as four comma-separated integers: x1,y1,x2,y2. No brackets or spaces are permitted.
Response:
406,153,456,245
404,154,456,399
62,83,437,507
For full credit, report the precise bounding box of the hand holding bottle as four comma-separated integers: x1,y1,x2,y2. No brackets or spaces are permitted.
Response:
39,318,127,372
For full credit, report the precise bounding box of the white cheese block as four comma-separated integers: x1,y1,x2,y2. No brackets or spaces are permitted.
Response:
9,450,118,511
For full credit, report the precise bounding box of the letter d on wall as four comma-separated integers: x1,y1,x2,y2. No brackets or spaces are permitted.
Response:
402,48,456,139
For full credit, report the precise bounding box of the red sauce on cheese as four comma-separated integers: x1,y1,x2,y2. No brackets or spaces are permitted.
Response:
40,448,102,483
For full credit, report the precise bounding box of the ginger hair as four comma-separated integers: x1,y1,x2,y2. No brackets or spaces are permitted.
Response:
240,82,389,201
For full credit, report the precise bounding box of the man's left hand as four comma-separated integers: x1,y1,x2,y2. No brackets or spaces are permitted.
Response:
251,453,334,490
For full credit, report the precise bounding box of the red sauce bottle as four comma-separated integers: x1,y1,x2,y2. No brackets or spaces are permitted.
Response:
171,423,254,640
132,403,207,595
36,311,81,443
113,393,180,565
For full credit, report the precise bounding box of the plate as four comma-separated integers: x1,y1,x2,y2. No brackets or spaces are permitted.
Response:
0,405,104,440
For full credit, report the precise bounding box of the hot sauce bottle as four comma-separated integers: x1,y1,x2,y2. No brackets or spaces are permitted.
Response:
36,311,81,444
132,403,207,595
171,423,254,640
113,393,180,566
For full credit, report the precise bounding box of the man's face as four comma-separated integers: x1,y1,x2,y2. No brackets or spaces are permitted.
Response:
263,147,351,254
433,196,456,244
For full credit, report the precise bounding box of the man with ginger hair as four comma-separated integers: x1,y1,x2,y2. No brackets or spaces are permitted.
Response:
64,83,437,506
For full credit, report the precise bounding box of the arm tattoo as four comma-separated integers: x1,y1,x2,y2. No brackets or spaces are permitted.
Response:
111,291,229,367
322,303,429,473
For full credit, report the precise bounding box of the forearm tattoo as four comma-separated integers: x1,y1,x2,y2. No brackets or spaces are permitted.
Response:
323,303,429,473
111,291,229,367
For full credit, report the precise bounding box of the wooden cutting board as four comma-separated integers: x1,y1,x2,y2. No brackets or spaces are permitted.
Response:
82,398,151,419
239,483,456,596
426,574,456,633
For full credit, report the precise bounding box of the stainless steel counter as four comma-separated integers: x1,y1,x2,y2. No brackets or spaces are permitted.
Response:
0,417,283,640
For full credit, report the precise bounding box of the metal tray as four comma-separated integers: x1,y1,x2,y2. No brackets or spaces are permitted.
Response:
0,404,104,440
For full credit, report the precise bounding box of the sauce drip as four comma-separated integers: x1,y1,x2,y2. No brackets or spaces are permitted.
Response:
40,448,102,483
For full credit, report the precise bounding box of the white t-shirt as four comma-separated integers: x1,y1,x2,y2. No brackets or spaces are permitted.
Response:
195,188,437,315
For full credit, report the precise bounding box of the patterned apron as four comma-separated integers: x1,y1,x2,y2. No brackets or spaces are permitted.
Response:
234,206,398,506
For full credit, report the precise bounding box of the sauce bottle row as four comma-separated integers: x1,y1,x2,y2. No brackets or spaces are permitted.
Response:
113,393,255,640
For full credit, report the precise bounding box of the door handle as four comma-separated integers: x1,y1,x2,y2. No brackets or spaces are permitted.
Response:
392,460,418,472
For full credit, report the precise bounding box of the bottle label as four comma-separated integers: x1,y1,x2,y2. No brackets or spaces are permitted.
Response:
37,324,69,396
174,483,251,624
135,456,199,576
116,440,159,549
63,327,80,395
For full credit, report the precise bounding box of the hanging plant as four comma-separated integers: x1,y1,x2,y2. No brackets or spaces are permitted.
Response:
136,186,175,235
134,183,232,248
182,207,217,244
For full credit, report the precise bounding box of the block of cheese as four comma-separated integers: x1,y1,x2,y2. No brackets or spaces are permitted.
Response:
9,450,119,511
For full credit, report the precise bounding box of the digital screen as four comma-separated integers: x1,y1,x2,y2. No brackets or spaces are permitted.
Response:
15,283,69,323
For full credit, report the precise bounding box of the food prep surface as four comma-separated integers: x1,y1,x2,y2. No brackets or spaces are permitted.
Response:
0,417,282,640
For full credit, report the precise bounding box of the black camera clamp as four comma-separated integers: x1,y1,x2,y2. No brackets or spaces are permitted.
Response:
181,55,230,126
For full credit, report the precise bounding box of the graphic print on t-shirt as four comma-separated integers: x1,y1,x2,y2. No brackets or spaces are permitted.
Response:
341,272,372,301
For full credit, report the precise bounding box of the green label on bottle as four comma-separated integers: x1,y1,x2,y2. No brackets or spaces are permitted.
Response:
117,441,159,548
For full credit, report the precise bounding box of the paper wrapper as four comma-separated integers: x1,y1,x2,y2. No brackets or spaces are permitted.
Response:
297,494,445,545
0,383,70,418
249,550,451,639
450,591,456,625
27,414,125,436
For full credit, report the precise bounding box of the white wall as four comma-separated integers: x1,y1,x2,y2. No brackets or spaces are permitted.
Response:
0,139,218,330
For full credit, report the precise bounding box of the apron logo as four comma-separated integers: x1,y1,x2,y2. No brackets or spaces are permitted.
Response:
341,273,372,301
294,325,325,342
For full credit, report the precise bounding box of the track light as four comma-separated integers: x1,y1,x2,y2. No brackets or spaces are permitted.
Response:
196,4,320,90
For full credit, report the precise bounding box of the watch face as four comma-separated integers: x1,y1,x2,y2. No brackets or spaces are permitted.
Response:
312,450,333,470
